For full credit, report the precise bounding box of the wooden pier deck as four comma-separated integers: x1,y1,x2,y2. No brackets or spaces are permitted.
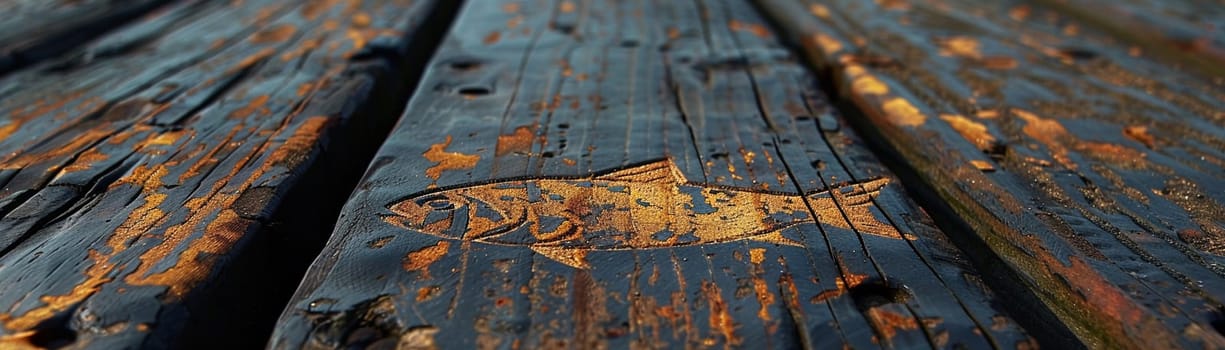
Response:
0,0,1220,349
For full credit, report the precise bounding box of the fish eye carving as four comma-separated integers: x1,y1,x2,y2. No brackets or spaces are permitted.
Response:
416,195,456,211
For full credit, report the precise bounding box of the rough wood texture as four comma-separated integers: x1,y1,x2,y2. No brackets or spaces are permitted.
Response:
273,0,1035,348
0,0,448,348
759,0,1225,348
1031,0,1225,77
0,0,170,74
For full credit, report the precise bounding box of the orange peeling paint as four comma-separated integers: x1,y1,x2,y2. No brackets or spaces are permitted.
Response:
981,56,1018,69
496,126,535,156
352,12,371,28
59,148,110,175
701,281,740,347
249,24,297,44
749,248,767,265
811,33,843,55
852,75,889,96
747,248,774,322
939,37,982,59
423,136,480,180
940,114,995,151
404,241,451,279
483,31,501,45
809,4,830,18
970,160,996,172
728,20,770,38
866,308,920,340
1123,125,1156,149
882,98,926,127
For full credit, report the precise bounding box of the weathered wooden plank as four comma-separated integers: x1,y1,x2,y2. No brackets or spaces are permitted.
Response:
0,0,171,75
758,0,1225,348
0,0,453,348
273,0,1036,348
1029,0,1225,77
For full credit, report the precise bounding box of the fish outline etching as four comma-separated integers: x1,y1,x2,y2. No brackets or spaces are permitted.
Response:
384,158,909,268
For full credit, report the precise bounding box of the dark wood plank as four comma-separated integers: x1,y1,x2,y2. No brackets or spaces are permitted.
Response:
0,0,452,347
272,0,1035,348
0,0,171,74
1030,0,1225,77
759,0,1225,348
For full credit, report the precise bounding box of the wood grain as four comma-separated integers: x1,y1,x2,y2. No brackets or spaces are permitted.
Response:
273,0,1035,348
0,0,171,74
759,0,1225,348
0,0,450,347
1030,0,1225,77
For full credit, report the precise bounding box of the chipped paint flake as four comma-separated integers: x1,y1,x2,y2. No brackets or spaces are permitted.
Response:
423,135,480,180
882,98,926,127
403,241,451,278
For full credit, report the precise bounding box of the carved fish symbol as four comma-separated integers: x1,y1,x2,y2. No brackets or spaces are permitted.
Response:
385,159,906,268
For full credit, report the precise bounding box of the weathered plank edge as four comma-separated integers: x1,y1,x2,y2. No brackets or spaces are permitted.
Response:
181,1,467,348
752,0,1089,348
0,0,172,76
1029,0,1225,79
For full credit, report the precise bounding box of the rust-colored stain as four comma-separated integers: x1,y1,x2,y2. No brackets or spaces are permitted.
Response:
1018,234,1156,335
875,0,910,10
701,281,741,348
1017,109,1147,170
423,135,480,180
1016,109,1074,168
249,24,297,43
865,308,920,340
59,148,110,174
502,2,520,13
386,159,905,269
229,95,270,119
403,241,451,278
483,31,501,45
559,1,576,13
1009,5,1031,21
980,56,1018,69
1,127,115,170
728,20,770,38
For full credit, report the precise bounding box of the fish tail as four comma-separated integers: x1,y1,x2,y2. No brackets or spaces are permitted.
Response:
809,177,890,206
532,246,591,269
